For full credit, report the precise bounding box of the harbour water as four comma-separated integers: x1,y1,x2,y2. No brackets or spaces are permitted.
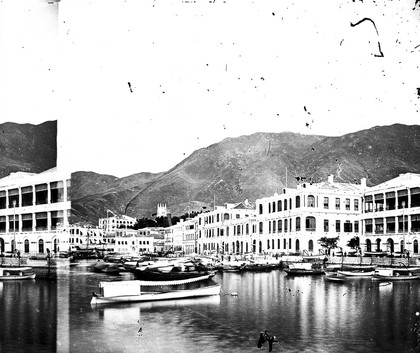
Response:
1,265,420,353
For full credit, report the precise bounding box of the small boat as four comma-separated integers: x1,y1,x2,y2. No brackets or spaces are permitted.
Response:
90,276,221,305
372,268,420,282
336,270,375,277
0,267,36,280
324,272,354,282
285,261,325,276
134,262,215,281
245,263,276,271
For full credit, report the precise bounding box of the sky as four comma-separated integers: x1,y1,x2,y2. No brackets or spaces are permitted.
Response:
0,0,419,178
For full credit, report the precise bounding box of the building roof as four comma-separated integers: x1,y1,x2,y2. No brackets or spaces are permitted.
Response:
366,173,420,193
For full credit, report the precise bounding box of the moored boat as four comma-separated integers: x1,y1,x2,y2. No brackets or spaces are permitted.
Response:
372,268,420,282
0,266,36,280
90,276,221,305
336,270,375,277
133,266,215,281
285,261,325,276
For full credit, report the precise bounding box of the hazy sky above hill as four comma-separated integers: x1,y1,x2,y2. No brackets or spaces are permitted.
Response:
0,0,419,177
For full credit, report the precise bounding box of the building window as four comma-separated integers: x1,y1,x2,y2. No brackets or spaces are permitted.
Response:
38,239,44,254
296,239,300,251
278,200,282,211
24,239,29,253
324,197,329,209
335,198,340,210
324,220,329,232
268,203,271,213
365,219,373,233
283,239,286,249
336,220,340,232
366,239,372,252
284,199,288,211
35,184,48,205
344,221,352,233
296,217,301,231
0,191,6,209
259,204,263,215
414,240,419,254
308,195,315,207
259,222,263,234
272,220,276,233
272,202,276,213
278,220,282,233
50,181,64,203
306,217,316,231
308,239,314,252
345,199,350,210
268,222,271,234
354,221,359,233
375,218,384,234
296,196,301,208
284,219,288,232
354,199,359,211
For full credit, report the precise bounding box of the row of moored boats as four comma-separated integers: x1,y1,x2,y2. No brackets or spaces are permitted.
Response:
284,260,420,282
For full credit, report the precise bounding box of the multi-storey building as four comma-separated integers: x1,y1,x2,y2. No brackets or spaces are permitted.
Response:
68,225,104,251
361,173,420,257
0,168,71,256
181,218,197,255
255,175,365,255
98,214,136,233
196,201,256,255
113,229,154,254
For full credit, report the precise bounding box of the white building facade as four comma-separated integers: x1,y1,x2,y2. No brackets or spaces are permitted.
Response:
99,214,136,233
255,175,364,256
360,173,420,257
0,168,71,256
196,201,256,255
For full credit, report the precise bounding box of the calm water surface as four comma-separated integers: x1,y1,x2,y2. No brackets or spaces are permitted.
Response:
1,265,419,353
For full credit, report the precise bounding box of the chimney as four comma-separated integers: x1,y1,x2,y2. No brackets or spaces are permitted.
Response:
360,178,367,187
328,174,334,184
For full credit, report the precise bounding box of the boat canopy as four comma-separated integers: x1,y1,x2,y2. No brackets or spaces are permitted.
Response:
99,275,213,298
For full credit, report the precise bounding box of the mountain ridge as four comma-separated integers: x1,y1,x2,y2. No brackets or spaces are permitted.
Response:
70,123,420,224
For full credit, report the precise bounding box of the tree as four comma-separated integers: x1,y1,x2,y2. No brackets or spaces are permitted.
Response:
347,236,360,249
318,236,339,255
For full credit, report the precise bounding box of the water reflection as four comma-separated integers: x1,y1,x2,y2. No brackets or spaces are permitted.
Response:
1,268,420,352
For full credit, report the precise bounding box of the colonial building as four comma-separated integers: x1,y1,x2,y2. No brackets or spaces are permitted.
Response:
113,228,154,254
98,214,136,233
196,201,256,255
361,173,420,257
68,225,105,251
254,175,365,256
0,168,71,256
181,218,197,255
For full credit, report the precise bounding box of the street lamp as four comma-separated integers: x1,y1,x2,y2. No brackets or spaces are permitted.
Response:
13,200,16,253
402,201,406,253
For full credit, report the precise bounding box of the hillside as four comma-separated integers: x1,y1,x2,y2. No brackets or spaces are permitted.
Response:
0,120,56,177
70,124,420,224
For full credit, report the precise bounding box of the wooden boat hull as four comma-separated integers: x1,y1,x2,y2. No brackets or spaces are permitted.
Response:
285,269,325,276
325,272,373,282
134,268,215,281
336,270,375,277
245,264,276,272
91,283,221,305
372,275,420,282
0,273,36,280
0,267,36,280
